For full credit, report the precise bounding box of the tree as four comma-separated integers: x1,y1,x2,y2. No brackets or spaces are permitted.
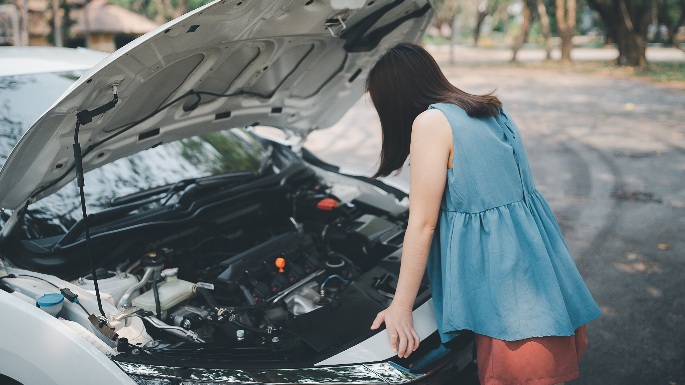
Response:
52,0,63,46
511,0,533,61
431,0,462,63
555,0,576,62
657,0,685,51
474,1,490,45
474,0,509,45
586,0,654,67
536,0,553,60
13,0,28,45
110,0,202,23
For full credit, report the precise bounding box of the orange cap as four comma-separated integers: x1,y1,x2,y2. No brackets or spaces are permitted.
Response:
275,257,286,273
316,198,338,211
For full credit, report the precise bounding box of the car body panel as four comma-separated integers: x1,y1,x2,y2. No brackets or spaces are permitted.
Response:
0,0,432,211
0,288,136,385
0,47,108,77
316,299,437,365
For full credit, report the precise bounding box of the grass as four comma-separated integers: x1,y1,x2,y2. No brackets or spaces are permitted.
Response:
635,62,685,83
486,60,685,85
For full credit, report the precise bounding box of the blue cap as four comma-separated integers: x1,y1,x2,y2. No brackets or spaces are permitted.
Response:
37,293,65,307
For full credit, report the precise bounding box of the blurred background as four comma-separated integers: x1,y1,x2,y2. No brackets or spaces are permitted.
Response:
0,0,683,70
1,0,683,384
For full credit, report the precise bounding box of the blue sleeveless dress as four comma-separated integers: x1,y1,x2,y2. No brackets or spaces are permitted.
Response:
425,103,601,343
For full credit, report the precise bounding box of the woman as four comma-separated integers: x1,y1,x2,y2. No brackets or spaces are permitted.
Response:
367,43,601,385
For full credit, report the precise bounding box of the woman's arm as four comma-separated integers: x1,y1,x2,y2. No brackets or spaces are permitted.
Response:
370,108,452,358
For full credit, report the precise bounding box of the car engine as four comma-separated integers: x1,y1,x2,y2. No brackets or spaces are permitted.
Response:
61,176,413,359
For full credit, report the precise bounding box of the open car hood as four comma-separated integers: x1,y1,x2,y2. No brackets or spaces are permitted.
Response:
0,0,431,211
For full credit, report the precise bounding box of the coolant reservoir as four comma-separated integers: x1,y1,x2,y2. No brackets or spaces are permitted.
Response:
73,270,138,305
132,268,195,318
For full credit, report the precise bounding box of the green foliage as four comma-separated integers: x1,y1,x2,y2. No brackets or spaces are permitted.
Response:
179,129,264,175
188,0,212,11
636,62,685,82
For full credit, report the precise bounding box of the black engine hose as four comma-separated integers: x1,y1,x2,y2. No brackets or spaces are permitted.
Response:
152,278,162,320
239,284,257,306
195,286,220,314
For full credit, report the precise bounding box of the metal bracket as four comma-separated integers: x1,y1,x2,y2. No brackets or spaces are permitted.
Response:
325,16,347,37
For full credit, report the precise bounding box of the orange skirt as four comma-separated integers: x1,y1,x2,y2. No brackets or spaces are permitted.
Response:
476,325,588,385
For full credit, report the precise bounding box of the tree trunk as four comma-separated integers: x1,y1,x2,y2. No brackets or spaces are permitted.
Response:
175,0,188,18
536,0,552,60
555,0,576,63
474,10,488,46
614,18,648,66
17,0,29,46
615,0,650,67
152,0,167,23
83,0,91,48
449,15,457,64
52,0,63,47
511,0,532,62
586,0,652,67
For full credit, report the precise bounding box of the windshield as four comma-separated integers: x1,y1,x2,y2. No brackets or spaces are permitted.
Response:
28,128,270,229
0,72,83,168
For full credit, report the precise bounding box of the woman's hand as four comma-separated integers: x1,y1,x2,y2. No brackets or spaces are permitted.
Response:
370,303,420,358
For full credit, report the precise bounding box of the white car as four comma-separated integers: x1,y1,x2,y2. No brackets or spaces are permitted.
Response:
0,1,477,384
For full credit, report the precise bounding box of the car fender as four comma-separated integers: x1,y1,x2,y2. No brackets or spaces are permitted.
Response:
0,290,134,385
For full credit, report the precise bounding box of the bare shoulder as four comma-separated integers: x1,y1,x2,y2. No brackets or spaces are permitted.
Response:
412,108,452,140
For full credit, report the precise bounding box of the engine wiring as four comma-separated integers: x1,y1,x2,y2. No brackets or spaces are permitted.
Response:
320,274,350,290
14,273,60,288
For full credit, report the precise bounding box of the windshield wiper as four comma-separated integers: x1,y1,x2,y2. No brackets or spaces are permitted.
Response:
110,181,192,206
51,194,170,251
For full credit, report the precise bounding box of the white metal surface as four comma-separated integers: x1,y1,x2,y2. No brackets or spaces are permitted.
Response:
0,0,432,210
0,290,136,385
315,299,438,366
0,47,108,77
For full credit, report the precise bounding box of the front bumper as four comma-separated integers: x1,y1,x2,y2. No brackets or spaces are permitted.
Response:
116,334,476,385
119,361,421,384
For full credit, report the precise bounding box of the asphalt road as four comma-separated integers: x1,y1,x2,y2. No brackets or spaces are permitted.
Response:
305,65,685,384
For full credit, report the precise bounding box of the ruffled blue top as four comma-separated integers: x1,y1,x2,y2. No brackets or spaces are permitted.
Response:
425,103,601,342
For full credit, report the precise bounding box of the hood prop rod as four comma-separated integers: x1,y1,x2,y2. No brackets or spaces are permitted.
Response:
73,85,119,323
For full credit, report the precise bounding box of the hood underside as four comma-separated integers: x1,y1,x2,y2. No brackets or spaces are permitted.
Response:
0,0,431,211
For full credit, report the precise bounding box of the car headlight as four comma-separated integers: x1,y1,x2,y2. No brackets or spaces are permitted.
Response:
117,361,423,384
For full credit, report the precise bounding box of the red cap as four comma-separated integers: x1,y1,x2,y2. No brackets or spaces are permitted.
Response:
317,198,338,211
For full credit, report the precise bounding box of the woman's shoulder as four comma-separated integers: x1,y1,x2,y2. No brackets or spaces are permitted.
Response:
412,109,453,150
413,108,451,134
426,102,474,119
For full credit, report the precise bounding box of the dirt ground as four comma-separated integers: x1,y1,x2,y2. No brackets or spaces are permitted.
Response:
304,58,685,385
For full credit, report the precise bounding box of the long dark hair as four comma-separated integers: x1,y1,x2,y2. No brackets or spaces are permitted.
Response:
366,42,502,177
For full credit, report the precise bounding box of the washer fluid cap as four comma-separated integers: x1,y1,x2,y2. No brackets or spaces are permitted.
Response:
37,293,64,307
37,293,65,316
162,268,179,277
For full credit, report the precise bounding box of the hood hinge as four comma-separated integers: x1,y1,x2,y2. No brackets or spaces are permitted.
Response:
290,126,316,155
0,199,31,242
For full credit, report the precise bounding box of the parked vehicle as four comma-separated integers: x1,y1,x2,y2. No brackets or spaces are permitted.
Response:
0,1,477,384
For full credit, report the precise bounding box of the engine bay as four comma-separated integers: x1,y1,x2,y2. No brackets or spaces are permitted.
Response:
20,172,420,363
